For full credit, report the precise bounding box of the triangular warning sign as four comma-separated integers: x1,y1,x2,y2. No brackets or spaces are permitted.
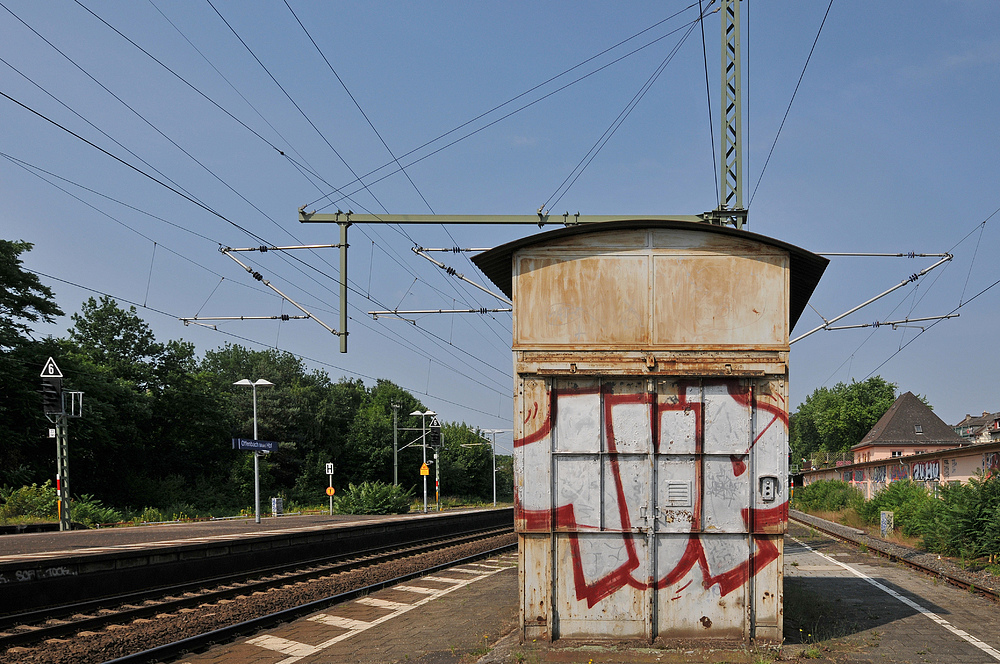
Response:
40,357,63,378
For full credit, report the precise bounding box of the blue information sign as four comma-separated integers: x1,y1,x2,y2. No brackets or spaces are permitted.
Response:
232,438,278,452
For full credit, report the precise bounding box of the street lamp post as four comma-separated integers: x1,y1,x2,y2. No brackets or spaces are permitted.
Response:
392,401,400,486
478,429,512,507
410,409,435,513
234,378,273,524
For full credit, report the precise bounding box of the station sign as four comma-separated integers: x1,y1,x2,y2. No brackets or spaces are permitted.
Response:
232,438,278,452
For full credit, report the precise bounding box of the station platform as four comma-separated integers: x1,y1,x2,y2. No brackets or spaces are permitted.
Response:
0,509,512,613
174,521,1000,664
0,513,393,561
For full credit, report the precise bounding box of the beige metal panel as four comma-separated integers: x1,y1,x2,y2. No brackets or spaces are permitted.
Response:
539,228,651,250
651,227,773,254
520,534,551,640
751,536,783,642
514,254,650,348
652,253,788,347
516,350,788,377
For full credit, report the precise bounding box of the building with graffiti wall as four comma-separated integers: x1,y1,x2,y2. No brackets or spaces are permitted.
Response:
803,440,1000,498
475,220,827,643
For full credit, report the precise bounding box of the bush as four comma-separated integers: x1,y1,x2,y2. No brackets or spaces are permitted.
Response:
0,482,58,521
793,480,863,513
0,482,123,526
857,480,934,537
333,481,413,515
920,476,1000,558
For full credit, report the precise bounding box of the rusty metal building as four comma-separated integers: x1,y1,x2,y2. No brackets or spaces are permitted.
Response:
474,220,826,643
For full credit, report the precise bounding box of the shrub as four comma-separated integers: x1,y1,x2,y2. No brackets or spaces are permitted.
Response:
333,481,413,515
793,480,863,512
857,480,934,536
0,482,58,521
0,482,122,526
921,476,1000,558
69,494,123,527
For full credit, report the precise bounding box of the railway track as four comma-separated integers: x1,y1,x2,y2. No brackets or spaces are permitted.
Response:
0,525,515,664
789,510,999,602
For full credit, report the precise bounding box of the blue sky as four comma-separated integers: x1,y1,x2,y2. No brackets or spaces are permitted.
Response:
3,1,999,444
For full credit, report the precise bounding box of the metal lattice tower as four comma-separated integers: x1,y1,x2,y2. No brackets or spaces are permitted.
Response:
714,0,746,230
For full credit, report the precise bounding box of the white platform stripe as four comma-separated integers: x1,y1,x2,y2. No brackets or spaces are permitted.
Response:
309,614,371,630
356,596,411,609
245,635,319,657
791,536,1000,661
420,575,466,583
245,557,512,663
394,585,439,594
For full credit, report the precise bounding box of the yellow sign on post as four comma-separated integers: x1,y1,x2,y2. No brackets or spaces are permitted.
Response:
420,463,430,476
326,486,336,496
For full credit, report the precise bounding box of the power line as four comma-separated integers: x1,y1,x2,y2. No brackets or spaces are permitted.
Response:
305,4,703,210
543,16,702,212
748,0,834,207
31,270,513,418
698,0,720,206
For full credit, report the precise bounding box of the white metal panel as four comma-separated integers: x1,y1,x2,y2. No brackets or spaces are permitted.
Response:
655,457,696,532
552,382,600,453
703,381,751,454
554,533,648,638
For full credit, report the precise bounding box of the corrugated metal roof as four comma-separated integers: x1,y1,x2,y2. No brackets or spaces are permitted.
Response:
471,219,828,330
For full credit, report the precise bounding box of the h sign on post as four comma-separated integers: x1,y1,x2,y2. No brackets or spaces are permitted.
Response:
326,462,334,515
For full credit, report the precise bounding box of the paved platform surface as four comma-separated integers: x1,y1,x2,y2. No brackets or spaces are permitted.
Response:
166,522,1000,664
178,552,520,664
0,514,387,560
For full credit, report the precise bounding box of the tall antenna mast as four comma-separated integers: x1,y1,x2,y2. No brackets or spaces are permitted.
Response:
709,0,747,230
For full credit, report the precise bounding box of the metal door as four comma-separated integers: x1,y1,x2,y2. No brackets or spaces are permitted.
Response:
520,375,785,640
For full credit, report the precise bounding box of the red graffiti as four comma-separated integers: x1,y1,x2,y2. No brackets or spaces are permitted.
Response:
515,380,788,608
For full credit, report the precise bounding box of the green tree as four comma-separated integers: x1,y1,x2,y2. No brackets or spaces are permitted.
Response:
0,240,66,488
68,296,165,389
438,423,493,500
0,239,63,350
790,376,898,459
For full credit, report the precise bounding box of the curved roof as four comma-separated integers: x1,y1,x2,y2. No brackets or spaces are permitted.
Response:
472,219,828,329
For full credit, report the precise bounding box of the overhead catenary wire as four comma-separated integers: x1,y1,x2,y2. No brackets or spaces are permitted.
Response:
305,5,705,212
698,0,720,205
3,147,513,391
2,33,513,378
31,270,510,421
748,0,834,207
541,13,705,213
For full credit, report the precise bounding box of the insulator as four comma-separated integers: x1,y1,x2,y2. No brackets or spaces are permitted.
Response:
446,267,457,276
280,314,290,321
872,320,881,328
909,273,919,282
907,251,915,258
253,271,263,281
452,246,461,253
259,246,268,252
